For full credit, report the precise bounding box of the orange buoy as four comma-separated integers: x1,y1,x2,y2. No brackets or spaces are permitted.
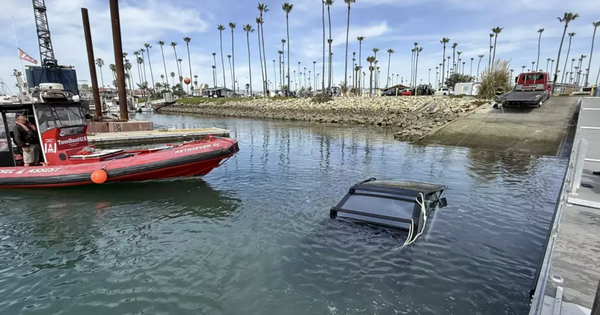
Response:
91,170,108,184
184,77,191,85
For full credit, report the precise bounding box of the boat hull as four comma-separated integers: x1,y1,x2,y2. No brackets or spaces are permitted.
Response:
0,139,238,188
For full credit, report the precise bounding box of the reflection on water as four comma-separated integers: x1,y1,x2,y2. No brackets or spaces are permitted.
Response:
0,113,565,314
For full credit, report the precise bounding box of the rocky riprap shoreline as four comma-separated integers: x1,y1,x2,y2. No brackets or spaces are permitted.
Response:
160,96,487,141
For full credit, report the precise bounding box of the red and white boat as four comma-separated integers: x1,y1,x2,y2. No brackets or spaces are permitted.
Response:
0,91,238,188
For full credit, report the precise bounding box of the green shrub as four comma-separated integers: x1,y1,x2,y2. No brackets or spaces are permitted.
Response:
478,60,512,99
311,93,332,104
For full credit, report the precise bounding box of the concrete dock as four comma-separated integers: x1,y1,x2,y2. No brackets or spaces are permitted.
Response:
88,128,230,147
529,97,600,315
424,97,579,156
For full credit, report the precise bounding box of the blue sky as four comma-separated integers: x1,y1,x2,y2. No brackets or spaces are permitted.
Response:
1,0,600,92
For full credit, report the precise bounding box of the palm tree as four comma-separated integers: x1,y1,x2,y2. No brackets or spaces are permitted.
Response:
157,41,169,87
457,51,462,73
212,52,217,87
328,39,334,90
170,72,175,88
357,36,365,90
325,0,334,91
491,27,503,67
367,56,375,96
322,0,326,91
258,3,270,93
217,25,227,89
546,58,551,73
255,18,265,93
585,21,600,86
95,58,105,88
372,48,379,61
488,33,494,67
109,63,116,83
561,32,576,83
554,13,579,84
278,50,284,88
415,47,423,92
182,37,193,90
282,3,294,94
342,0,355,91
411,42,418,85
228,55,233,88
535,29,544,71
476,54,484,81
229,22,237,92
440,38,449,85
386,49,394,87
160,74,165,84
451,43,458,74
171,42,182,85
313,61,317,90
144,43,155,88
243,24,254,96
470,57,474,76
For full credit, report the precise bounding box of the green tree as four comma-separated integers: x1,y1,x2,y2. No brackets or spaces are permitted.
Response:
585,21,600,86
229,22,237,92
144,43,155,88
561,32,576,83
95,58,105,88
386,49,394,88
491,27,503,67
183,37,193,90
440,38,450,85
217,25,227,88
282,3,294,93
444,73,474,89
325,0,334,91
258,3,269,93
243,24,255,96
535,29,544,71
367,56,375,96
343,0,355,91
157,41,169,86
554,12,579,83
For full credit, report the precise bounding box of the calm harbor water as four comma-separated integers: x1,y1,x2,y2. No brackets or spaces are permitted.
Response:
0,113,566,315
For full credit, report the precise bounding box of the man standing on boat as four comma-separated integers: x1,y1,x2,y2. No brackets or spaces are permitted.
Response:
13,114,40,166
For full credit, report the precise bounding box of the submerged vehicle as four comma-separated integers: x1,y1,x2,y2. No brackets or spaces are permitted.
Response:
330,178,447,245
0,72,238,188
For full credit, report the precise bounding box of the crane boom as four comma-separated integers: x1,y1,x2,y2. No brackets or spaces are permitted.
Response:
32,0,57,67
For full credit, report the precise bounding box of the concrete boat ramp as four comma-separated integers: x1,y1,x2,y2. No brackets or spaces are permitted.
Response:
529,97,600,315
88,128,230,147
424,97,579,156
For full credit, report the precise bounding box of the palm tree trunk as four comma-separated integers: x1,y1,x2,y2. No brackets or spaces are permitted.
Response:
184,45,192,91
246,32,253,97
476,58,481,81
279,54,282,89
415,52,420,92
441,46,446,86
173,47,181,81
260,17,268,94
228,57,233,89
452,47,456,75
343,3,351,91
470,59,473,76
358,41,362,91
492,35,498,67
231,29,236,93
369,68,373,96
386,53,391,87
322,1,326,92
286,14,291,93
562,36,573,84
410,50,414,86
586,26,598,86
160,47,168,87
327,6,332,91
273,60,277,90
257,24,265,93
488,36,492,67
219,31,227,89
98,66,105,88
536,33,542,71
554,25,569,84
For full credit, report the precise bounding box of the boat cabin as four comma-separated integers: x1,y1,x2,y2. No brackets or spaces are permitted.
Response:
330,178,447,245
0,96,89,168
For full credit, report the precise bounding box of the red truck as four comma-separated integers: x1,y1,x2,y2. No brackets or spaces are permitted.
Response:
500,72,553,108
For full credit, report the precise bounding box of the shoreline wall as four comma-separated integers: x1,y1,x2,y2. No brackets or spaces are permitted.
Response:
160,96,485,141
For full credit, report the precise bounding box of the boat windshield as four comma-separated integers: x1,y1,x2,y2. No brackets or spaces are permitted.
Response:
36,105,86,133
0,115,8,152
